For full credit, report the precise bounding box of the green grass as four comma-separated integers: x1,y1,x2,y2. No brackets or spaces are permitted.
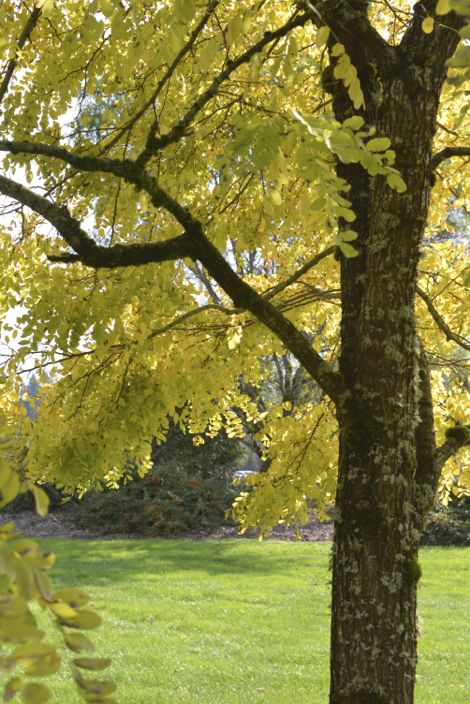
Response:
31,540,469,703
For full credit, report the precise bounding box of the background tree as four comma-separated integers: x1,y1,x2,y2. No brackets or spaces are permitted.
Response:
0,2,469,703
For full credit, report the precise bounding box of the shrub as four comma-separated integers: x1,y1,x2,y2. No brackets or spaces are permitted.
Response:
74,428,244,536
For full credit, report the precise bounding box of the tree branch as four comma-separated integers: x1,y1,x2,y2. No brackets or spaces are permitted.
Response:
135,11,313,166
0,139,127,177
104,0,220,153
435,425,470,475
0,6,41,106
0,140,204,232
184,227,349,406
417,286,470,351
306,0,396,74
431,146,470,171
0,171,347,406
0,174,192,268
262,246,335,301
413,342,469,515
400,0,464,63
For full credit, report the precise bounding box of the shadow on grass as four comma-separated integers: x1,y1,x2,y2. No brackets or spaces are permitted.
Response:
39,538,329,586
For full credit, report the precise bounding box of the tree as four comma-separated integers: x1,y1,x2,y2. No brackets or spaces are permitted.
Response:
0,1,469,702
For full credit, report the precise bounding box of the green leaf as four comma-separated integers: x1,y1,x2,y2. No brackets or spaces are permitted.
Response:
64,633,96,653
387,172,407,193
339,242,359,258
436,0,451,13
447,46,470,68
73,658,112,671
367,137,392,152
348,79,364,109
21,683,50,704
328,131,361,164
340,229,358,242
343,116,365,131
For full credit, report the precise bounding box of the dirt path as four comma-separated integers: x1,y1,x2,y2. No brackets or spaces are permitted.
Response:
0,510,334,541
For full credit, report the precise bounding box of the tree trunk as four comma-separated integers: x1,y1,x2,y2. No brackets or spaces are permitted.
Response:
327,27,460,704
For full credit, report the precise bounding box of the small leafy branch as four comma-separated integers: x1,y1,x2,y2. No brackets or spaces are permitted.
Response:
0,412,116,704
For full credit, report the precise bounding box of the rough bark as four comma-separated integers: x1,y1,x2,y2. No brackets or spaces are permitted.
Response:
327,16,462,704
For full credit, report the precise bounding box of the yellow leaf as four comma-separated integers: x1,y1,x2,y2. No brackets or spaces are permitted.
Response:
50,601,78,619
367,137,392,152
316,26,330,48
227,326,243,350
53,588,90,608
0,472,20,508
40,0,54,18
331,43,345,57
60,609,102,630
436,0,451,14
33,486,50,517
422,17,435,34
339,242,359,258
11,642,56,665
268,188,282,206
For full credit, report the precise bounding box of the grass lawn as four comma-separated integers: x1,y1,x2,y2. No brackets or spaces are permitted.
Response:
31,539,469,703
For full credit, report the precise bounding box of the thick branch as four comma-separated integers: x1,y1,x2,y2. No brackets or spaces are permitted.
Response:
400,0,464,62
414,342,468,515
0,174,191,268
307,0,395,74
0,140,127,177
417,286,470,351
0,7,41,106
0,140,203,232
431,146,470,171
435,426,470,475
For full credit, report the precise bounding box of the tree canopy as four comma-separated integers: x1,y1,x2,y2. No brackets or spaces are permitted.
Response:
0,2,469,701
0,0,467,528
